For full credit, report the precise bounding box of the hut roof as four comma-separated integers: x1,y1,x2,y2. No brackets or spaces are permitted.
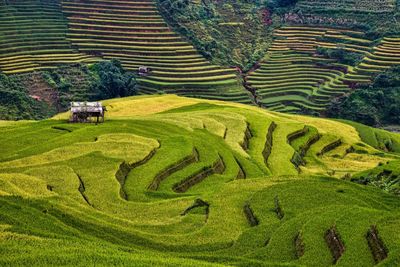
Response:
70,102,103,113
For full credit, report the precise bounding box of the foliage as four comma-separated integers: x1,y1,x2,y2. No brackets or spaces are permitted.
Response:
0,61,137,120
294,0,400,34
90,60,137,100
0,74,55,120
339,119,400,153
352,160,400,195
158,0,274,70
317,47,363,65
265,0,298,9
45,60,137,103
328,66,400,126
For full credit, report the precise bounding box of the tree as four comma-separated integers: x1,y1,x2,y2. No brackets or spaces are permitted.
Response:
91,60,137,100
265,0,298,9
327,66,400,126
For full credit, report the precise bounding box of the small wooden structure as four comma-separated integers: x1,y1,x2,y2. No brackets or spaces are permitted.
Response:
69,102,105,123
138,66,152,76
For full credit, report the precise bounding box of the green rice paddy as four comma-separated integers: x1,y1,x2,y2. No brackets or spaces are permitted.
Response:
1,95,400,266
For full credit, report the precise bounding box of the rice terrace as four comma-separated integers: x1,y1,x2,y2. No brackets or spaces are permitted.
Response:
1,0,400,266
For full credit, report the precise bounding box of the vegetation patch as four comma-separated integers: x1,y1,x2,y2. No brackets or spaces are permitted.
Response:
352,160,400,195
181,198,210,222
294,231,305,259
0,95,400,266
318,139,342,156
287,126,309,144
235,158,246,179
288,126,310,169
148,148,199,191
329,67,400,127
51,126,73,133
263,122,277,168
325,225,345,264
76,172,92,207
115,162,132,200
317,47,363,66
117,148,158,199
366,225,388,264
157,0,273,70
243,203,259,227
274,195,285,220
240,123,253,151
172,155,225,193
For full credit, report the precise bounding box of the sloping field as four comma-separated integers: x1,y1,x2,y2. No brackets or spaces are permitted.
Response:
61,0,250,103
1,95,400,266
343,37,400,82
0,0,250,104
3,1,400,113
0,0,99,74
297,0,396,13
246,26,400,113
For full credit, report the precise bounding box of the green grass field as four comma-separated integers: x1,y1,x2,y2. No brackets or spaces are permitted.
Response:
1,95,400,266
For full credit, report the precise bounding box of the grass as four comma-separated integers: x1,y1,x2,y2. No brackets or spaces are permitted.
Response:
1,95,400,265
339,119,400,153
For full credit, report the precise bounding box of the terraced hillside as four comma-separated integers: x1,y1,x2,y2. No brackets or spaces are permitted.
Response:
1,95,400,266
61,0,250,103
0,0,250,105
247,26,400,113
0,0,98,74
344,37,400,81
297,0,396,13
3,0,400,115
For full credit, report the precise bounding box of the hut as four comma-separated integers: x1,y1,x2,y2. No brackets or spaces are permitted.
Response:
138,66,152,76
70,102,105,123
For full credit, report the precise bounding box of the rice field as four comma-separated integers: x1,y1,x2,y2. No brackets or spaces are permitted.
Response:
3,2,400,113
1,95,400,266
297,0,396,13
0,0,249,104
247,26,400,113
0,0,99,74
60,0,249,102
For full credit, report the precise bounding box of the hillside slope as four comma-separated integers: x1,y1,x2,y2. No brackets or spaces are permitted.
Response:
0,0,250,105
246,25,400,113
159,0,400,115
1,95,400,266
3,0,400,121
61,0,246,101
0,0,98,74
